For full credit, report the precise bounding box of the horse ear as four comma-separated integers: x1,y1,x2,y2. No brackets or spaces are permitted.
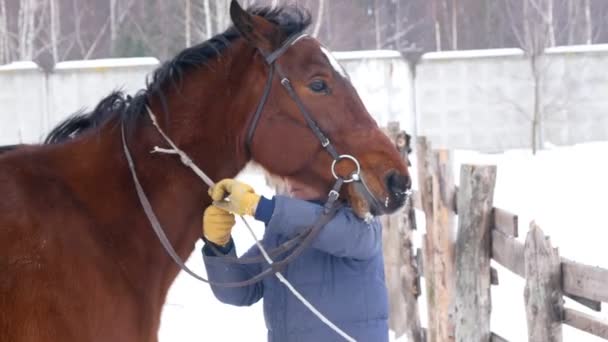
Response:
230,0,280,53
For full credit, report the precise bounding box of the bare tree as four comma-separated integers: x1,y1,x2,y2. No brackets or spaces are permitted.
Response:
49,0,59,63
18,0,39,60
203,0,212,38
378,2,423,49
312,0,324,38
506,0,559,154
585,0,592,44
374,0,381,49
451,0,458,49
431,0,442,50
185,0,192,46
0,0,9,64
82,0,134,59
110,0,118,54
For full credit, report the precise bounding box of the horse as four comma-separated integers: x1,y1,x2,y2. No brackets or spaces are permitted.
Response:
0,1,410,341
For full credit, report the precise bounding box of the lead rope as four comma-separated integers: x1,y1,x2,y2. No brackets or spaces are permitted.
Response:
130,105,356,342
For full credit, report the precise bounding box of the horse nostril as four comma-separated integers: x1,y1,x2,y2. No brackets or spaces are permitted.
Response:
386,171,411,196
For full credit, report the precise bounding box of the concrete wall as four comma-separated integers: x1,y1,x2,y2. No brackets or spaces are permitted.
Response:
0,58,158,145
415,44,608,151
2,45,608,151
335,50,414,132
0,53,412,146
0,62,47,145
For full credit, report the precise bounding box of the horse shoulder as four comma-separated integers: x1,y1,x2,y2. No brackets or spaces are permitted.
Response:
0,153,112,341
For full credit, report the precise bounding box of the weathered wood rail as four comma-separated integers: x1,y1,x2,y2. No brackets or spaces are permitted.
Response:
383,133,608,342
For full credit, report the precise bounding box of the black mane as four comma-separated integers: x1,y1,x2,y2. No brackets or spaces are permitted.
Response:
44,6,311,144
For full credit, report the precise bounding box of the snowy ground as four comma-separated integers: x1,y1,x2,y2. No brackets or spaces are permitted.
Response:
158,142,608,341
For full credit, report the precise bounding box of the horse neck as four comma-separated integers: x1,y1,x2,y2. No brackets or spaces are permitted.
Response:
53,43,259,325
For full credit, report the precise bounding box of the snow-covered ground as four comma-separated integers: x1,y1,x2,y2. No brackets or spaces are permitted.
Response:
159,142,608,341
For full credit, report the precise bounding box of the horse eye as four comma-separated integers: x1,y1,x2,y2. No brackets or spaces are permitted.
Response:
308,80,329,94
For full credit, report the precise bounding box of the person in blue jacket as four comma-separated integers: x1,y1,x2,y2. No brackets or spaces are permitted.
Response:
202,178,389,342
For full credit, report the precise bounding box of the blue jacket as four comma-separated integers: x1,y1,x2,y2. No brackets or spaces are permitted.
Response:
202,196,389,342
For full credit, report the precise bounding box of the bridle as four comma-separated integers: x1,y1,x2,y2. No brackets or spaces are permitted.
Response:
246,33,362,185
121,32,364,342
121,32,364,285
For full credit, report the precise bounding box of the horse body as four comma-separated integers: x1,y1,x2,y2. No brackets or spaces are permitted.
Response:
0,42,254,342
1,2,411,341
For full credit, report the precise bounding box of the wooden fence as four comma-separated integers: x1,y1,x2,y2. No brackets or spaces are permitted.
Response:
379,131,608,342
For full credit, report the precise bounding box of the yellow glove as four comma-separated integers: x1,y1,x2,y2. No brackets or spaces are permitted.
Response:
208,179,261,216
202,205,235,246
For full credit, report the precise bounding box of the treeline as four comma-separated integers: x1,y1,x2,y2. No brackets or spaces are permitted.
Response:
1,0,607,66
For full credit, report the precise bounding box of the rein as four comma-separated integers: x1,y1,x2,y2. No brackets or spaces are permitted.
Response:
122,33,360,341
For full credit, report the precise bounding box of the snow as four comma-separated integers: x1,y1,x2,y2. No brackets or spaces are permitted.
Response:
422,48,524,60
159,142,608,341
546,43,608,55
412,141,608,342
0,61,40,71
54,57,159,70
334,50,403,60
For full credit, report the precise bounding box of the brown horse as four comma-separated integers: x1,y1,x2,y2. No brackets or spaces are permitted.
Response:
0,2,410,341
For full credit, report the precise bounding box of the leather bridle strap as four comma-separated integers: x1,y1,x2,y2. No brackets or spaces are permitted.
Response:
245,34,339,161
244,63,274,155
204,177,345,265
122,121,342,287
275,65,339,159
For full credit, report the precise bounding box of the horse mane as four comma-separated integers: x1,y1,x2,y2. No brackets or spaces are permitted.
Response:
44,5,311,145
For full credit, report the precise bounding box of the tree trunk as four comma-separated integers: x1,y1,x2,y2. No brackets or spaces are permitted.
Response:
203,0,212,38
109,0,117,56
566,0,580,45
215,0,229,34
49,0,59,63
0,0,8,63
312,0,324,38
432,0,442,51
395,0,401,50
584,0,592,44
374,0,381,49
185,0,191,47
18,0,38,60
547,0,556,47
531,54,541,155
451,0,458,50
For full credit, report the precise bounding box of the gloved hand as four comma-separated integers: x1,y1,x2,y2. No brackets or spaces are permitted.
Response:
202,205,235,246
208,179,261,216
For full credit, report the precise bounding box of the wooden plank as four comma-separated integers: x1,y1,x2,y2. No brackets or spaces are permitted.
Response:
412,190,422,211
562,259,608,304
380,124,422,341
491,332,509,342
564,293,601,312
416,138,455,342
491,267,499,286
416,248,424,277
380,187,423,342
563,307,608,339
491,229,525,278
454,164,496,342
524,222,563,342
490,235,601,311
492,207,519,237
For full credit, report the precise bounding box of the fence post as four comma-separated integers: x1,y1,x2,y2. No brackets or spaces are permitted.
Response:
381,122,422,341
454,165,497,342
417,137,456,342
524,222,564,342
